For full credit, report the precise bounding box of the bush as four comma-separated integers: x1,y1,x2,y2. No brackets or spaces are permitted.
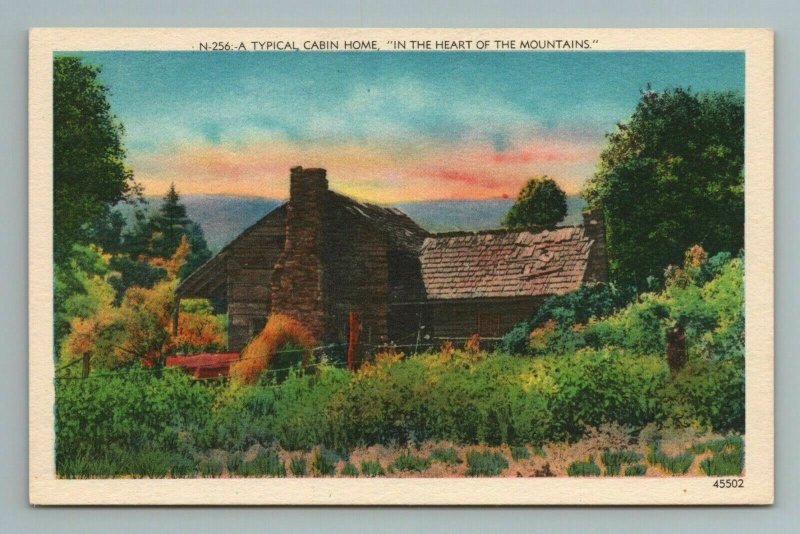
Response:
206,365,350,451
229,314,314,385
510,446,530,461
624,464,647,476
57,447,197,479
360,460,386,477
647,442,694,475
391,451,431,472
198,456,224,477
55,367,213,472
340,462,360,477
429,447,461,465
465,450,508,477
601,450,643,475
312,448,338,476
566,456,601,477
289,455,307,477
234,449,286,477
700,449,744,476
500,283,636,355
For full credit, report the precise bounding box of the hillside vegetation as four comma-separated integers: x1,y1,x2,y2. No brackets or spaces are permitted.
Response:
55,248,743,477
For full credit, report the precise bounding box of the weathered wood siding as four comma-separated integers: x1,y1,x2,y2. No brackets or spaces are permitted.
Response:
226,207,286,351
324,209,390,349
426,296,546,340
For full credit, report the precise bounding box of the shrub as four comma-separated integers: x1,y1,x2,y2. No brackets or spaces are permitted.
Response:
391,451,431,472
198,456,224,477
235,449,286,477
510,446,530,461
465,450,509,477
700,448,744,476
227,451,243,473
624,464,647,476
600,450,643,476
340,462,360,477
647,442,694,475
360,460,386,477
55,367,213,471
312,448,338,476
566,456,601,477
429,447,461,465
500,283,636,355
229,314,314,385
289,455,307,477
206,365,349,452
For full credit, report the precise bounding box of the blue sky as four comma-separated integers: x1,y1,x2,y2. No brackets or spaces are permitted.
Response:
69,51,744,201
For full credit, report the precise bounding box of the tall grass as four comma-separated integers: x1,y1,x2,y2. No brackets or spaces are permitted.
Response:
566,456,601,477
646,442,694,475
465,450,508,477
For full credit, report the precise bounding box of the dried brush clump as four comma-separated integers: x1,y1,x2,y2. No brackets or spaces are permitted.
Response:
229,314,314,385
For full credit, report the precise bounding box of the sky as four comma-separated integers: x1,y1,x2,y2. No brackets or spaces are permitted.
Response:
72,51,744,203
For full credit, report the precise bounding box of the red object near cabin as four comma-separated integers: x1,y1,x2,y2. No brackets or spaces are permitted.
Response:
166,352,239,379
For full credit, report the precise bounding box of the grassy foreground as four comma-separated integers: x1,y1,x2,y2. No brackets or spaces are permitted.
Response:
58,426,743,479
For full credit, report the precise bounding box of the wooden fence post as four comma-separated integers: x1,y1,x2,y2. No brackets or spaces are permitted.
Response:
82,352,90,378
666,324,687,373
347,311,360,371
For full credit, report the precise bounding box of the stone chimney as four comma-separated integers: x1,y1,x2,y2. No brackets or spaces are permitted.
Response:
582,207,609,283
269,167,329,343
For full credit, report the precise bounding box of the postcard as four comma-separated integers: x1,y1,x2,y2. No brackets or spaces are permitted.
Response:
29,28,773,505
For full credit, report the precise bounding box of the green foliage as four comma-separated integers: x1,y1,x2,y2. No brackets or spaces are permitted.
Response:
566,456,601,477
232,449,286,477
700,448,744,476
57,447,198,479
360,460,386,477
53,56,136,263
226,451,243,474
198,456,224,477
55,368,213,470
145,184,212,280
510,446,530,461
205,366,350,451
107,254,167,303
624,464,647,476
646,442,695,475
583,87,744,286
600,449,643,475
465,450,508,477
311,448,338,476
500,282,636,355
340,462,360,477
503,175,567,229
289,455,307,477
429,447,461,465
391,451,431,472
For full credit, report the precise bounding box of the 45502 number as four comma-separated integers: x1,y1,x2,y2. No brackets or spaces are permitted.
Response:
713,479,744,488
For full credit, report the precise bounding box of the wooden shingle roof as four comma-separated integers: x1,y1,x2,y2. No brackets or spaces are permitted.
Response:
419,226,594,300
328,191,429,254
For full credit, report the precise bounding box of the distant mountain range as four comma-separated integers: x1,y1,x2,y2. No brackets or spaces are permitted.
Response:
120,194,587,253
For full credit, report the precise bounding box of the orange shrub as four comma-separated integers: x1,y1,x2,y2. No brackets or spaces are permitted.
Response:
464,334,481,354
229,314,315,385
173,299,226,354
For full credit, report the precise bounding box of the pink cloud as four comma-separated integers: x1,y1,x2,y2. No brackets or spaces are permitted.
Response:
129,134,603,202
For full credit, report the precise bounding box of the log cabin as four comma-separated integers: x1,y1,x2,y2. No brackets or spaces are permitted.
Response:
176,166,608,352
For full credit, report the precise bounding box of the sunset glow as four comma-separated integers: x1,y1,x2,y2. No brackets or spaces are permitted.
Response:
74,51,744,202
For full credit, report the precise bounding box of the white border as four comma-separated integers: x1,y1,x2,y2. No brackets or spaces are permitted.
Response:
29,28,774,505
